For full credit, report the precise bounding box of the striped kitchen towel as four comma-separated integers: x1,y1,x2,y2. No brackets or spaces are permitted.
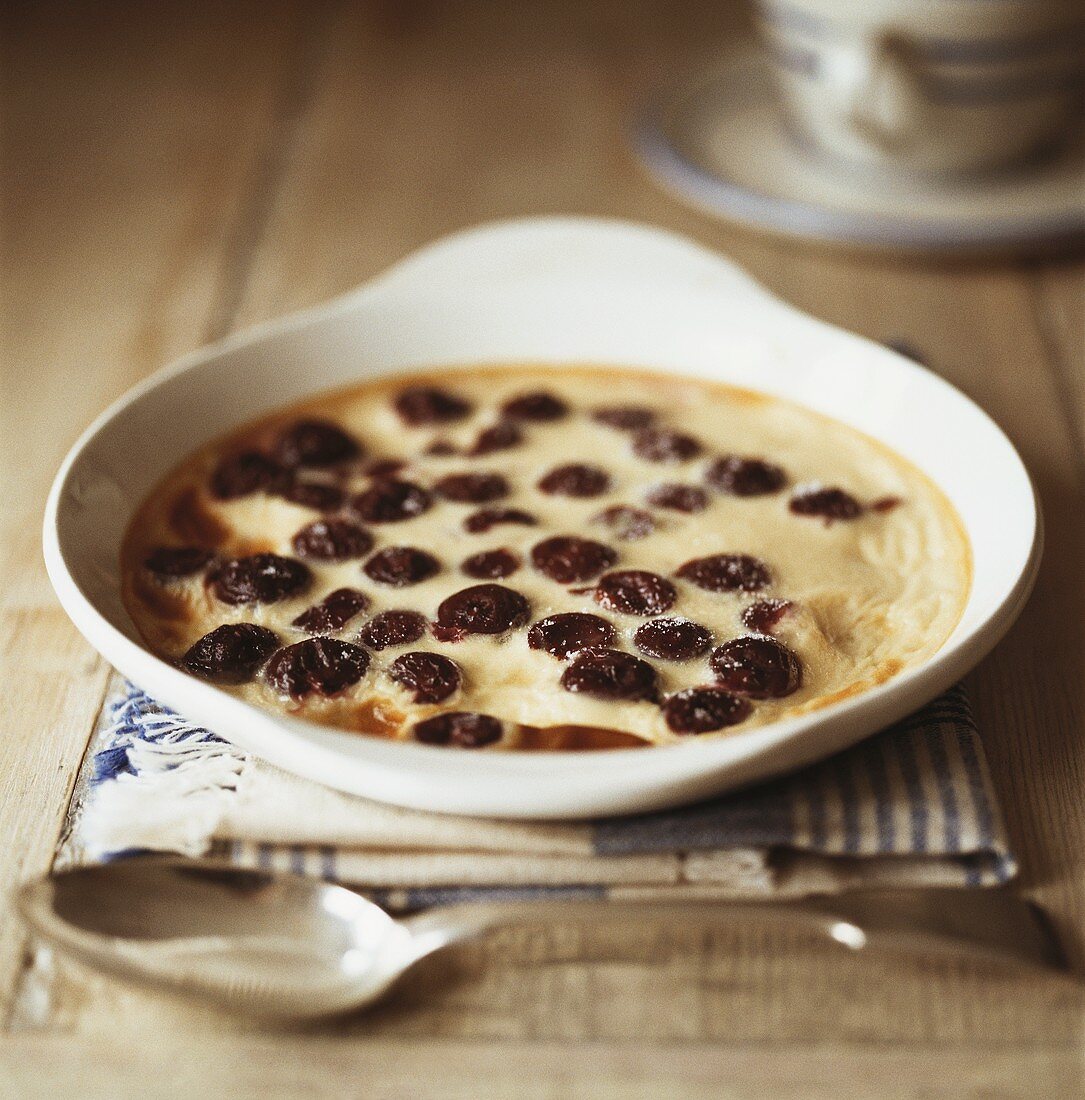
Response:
69,682,1015,907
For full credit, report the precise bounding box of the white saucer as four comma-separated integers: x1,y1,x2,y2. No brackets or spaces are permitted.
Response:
635,50,1085,253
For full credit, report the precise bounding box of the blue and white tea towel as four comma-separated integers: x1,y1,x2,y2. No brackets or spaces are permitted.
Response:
70,683,1015,906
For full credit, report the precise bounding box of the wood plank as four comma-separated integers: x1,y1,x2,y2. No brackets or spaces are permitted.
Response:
28,928,1085,1044
0,1035,1081,1099
0,0,309,1009
1031,265,1085,457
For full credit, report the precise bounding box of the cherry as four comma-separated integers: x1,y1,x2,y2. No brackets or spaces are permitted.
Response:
500,391,568,421
272,419,360,468
663,687,751,734
389,651,462,704
461,548,520,579
789,487,864,524
592,505,655,541
591,405,655,431
264,638,369,699
705,455,786,497
350,479,432,523
363,547,441,587
291,518,373,562
710,636,802,698
632,428,701,464
394,386,472,425
530,536,617,584
144,547,214,578
435,584,529,635
434,472,509,503
356,610,427,651
210,451,283,500
594,570,676,616
676,554,771,593
537,463,611,498
182,624,279,683
644,483,708,513
210,554,311,605
527,613,616,659
633,617,712,661
413,712,503,747
291,588,370,634
560,648,658,702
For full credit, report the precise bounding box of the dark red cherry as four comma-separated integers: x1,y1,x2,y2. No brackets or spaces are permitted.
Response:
591,405,655,431
469,421,522,455
463,507,538,534
500,391,568,421
632,428,701,464
394,386,472,425
350,479,432,523
182,624,279,683
362,547,440,587
291,518,373,562
591,505,655,541
530,536,617,584
275,478,346,512
710,636,802,698
644,483,708,513
412,712,503,748
209,554,311,605
210,451,283,500
356,610,427,651
705,455,786,497
144,547,214,578
264,638,370,699
433,472,509,503
389,651,462,704
527,613,616,659
789,487,864,524
594,570,676,616
676,554,771,593
663,687,751,733
272,419,360,468
537,463,611,497
741,598,794,634
633,617,712,661
560,648,658,702
435,584,529,635
461,548,520,579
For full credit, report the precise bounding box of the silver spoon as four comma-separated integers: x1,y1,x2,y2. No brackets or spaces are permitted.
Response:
16,856,1064,1020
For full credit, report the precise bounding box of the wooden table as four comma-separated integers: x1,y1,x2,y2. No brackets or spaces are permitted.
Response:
3,2,1084,1095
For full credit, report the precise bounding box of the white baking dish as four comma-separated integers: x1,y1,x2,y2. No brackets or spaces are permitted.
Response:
43,218,1040,818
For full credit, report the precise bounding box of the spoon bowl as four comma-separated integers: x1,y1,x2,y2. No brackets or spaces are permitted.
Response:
17,859,416,1017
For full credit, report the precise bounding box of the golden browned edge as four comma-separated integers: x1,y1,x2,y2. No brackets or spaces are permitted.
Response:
120,362,973,751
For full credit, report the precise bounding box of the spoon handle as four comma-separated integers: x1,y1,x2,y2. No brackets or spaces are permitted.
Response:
400,887,1063,973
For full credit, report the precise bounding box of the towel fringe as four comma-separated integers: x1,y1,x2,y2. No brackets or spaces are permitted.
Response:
80,691,249,859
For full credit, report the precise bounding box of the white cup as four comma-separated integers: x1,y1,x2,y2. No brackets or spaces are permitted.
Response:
753,0,1085,176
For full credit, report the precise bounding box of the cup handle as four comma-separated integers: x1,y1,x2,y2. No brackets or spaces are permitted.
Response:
844,32,927,152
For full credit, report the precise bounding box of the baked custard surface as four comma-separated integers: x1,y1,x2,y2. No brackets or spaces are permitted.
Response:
121,365,971,750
